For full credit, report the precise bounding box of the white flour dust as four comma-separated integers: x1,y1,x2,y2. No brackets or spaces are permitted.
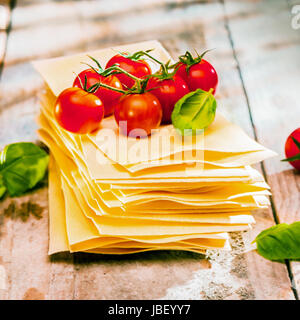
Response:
161,231,256,300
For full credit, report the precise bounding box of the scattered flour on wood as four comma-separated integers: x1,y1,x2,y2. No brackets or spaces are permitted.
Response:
161,231,256,300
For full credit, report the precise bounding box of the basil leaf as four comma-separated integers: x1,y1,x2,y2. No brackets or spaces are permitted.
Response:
0,142,49,197
0,174,6,198
171,89,217,135
254,221,300,261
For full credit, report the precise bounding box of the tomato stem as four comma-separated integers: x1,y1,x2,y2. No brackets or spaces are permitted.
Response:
108,65,142,82
140,51,163,66
117,49,154,62
135,51,170,75
96,82,127,94
176,49,213,72
107,65,143,91
85,56,150,94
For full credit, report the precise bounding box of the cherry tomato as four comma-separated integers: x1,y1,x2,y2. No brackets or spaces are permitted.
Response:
54,87,104,134
147,75,189,123
284,128,300,170
73,68,122,117
106,54,151,89
114,92,162,137
176,59,218,94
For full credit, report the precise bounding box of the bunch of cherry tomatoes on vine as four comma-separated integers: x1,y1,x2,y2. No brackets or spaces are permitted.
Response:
54,48,300,170
54,49,218,137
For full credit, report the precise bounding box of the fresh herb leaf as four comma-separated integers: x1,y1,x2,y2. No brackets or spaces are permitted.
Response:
0,175,6,198
0,142,49,198
254,221,300,261
171,88,217,135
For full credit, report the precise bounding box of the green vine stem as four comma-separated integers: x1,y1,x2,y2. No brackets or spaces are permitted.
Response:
74,72,103,94
137,51,168,74
92,82,127,94
131,50,181,80
85,55,149,92
106,65,143,91
173,49,213,72
116,49,154,62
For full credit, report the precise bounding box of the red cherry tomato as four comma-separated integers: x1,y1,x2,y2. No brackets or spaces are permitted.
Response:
73,68,122,117
106,54,151,89
176,59,218,94
54,87,104,134
147,75,189,123
114,92,162,137
284,128,300,170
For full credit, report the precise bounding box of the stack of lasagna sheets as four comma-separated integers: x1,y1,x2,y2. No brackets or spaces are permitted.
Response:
34,41,276,255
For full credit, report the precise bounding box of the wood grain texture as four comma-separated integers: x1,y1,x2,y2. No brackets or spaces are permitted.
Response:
0,1,11,31
0,31,7,66
0,0,298,300
223,0,300,297
0,0,12,72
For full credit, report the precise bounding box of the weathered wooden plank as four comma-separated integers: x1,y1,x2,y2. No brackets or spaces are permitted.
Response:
0,97,76,301
12,0,203,29
0,97,39,145
0,185,48,299
73,251,210,300
4,1,223,67
0,2,81,110
0,97,75,300
0,0,296,300
0,1,11,31
0,31,6,66
71,1,294,300
47,253,74,300
0,195,13,300
0,0,11,74
0,62,44,111
0,2,15,299
0,104,76,300
162,210,294,299
158,4,294,300
222,0,300,298
0,0,242,110
5,189,49,300
1,3,224,109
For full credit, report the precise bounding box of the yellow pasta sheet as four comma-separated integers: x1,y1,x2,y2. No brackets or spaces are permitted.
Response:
38,127,269,215
34,40,275,255
38,99,261,184
48,157,234,254
37,111,269,212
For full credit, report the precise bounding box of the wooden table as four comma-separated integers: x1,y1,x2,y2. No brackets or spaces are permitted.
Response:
0,0,299,300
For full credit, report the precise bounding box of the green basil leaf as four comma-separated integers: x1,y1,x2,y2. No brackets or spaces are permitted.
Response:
254,221,300,261
0,174,6,199
171,89,217,135
0,142,49,197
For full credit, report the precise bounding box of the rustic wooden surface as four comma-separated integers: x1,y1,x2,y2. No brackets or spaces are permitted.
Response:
0,0,299,300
